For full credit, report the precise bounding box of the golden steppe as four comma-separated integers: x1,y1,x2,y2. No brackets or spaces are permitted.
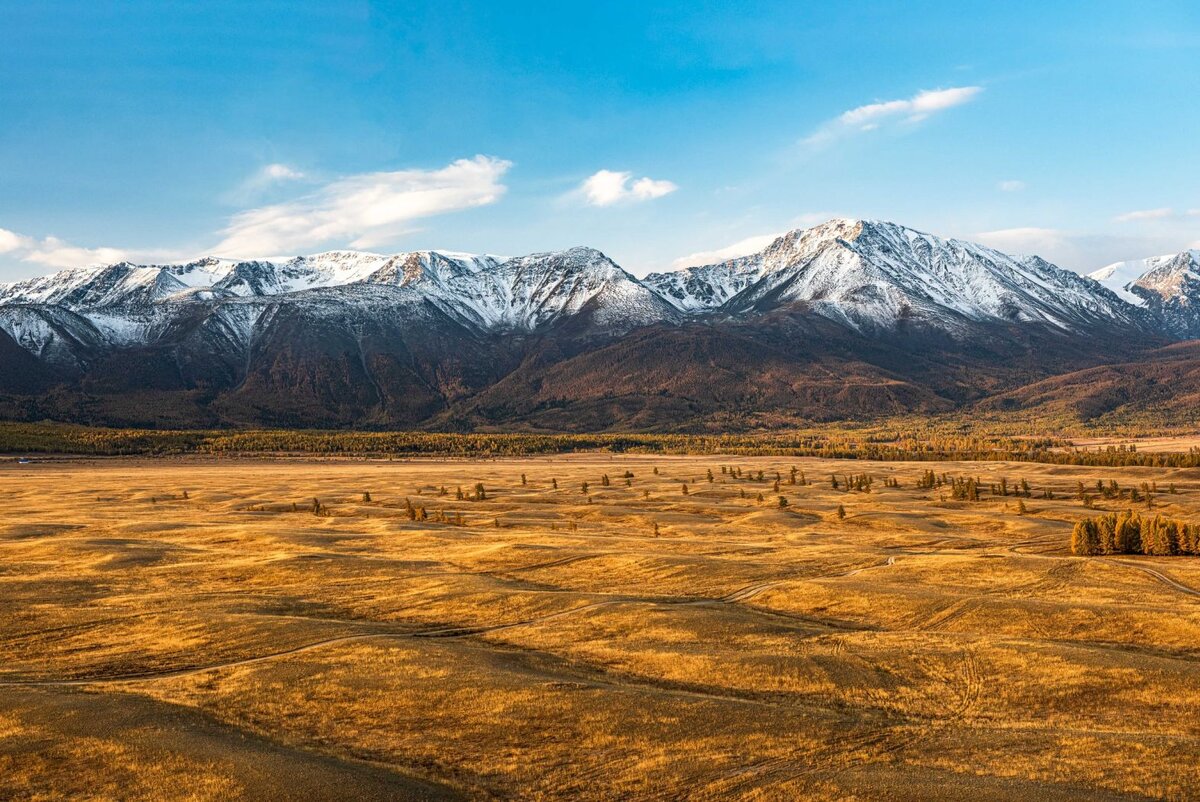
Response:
2,455,1200,801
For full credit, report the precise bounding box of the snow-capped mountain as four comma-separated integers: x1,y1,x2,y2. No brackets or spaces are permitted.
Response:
1089,250,1200,338
646,219,1142,333
0,220,1152,343
0,246,677,366
0,246,670,326
0,217,1180,429
642,261,762,312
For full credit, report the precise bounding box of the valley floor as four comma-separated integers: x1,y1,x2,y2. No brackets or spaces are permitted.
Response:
2,456,1199,800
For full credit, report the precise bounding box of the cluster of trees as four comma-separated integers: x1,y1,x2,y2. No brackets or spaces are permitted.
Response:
950,477,981,501
916,471,1040,501
401,497,468,525
5,421,1200,470
832,473,874,492
722,466,771,480
1071,511,1200,556
1076,479,1169,506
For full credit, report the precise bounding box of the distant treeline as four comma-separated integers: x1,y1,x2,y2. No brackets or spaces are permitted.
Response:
1071,511,1200,556
2,421,1200,467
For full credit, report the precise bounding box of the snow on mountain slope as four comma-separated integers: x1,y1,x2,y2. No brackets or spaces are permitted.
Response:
0,262,187,309
490,247,678,330
1090,250,1200,302
0,247,664,323
0,304,106,368
648,219,1142,333
1090,250,1200,337
0,245,677,360
0,219,1164,366
643,261,762,312
361,247,674,330
1089,260,1155,306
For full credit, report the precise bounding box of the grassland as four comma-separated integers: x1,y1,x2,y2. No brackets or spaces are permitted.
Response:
2,455,1200,800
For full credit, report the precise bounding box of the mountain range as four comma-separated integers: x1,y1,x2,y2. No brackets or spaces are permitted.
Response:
0,218,1196,431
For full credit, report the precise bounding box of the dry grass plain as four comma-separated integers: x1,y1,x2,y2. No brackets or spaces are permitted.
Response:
2,455,1200,801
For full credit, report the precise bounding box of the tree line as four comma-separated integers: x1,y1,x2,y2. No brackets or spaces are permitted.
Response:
4,421,1200,468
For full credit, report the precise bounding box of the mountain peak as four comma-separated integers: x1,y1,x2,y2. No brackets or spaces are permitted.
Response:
0,221,1169,341
1089,249,1200,336
648,217,1141,333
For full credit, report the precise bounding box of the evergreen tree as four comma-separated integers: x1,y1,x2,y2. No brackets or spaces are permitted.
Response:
1071,519,1100,555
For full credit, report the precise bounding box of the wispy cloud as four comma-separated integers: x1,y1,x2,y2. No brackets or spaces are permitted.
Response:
1113,207,1176,223
261,163,305,182
671,233,781,269
224,162,310,205
973,226,1194,273
802,86,982,148
1,156,513,279
669,213,836,269
0,227,176,271
577,170,677,207
1112,207,1200,223
974,227,1071,257
214,155,511,256
998,180,1026,192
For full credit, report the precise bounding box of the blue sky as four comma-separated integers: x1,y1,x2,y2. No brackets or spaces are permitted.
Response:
1,0,1197,281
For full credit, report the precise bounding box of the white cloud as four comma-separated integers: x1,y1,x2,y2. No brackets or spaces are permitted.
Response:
22,237,131,269
224,163,310,205
1112,207,1176,223
0,228,129,269
803,86,982,148
262,163,304,182
214,155,511,256
1,155,512,279
0,228,186,280
671,233,782,269
668,213,838,269
974,227,1071,257
972,226,1195,274
0,228,32,255
998,180,1026,192
578,170,678,207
